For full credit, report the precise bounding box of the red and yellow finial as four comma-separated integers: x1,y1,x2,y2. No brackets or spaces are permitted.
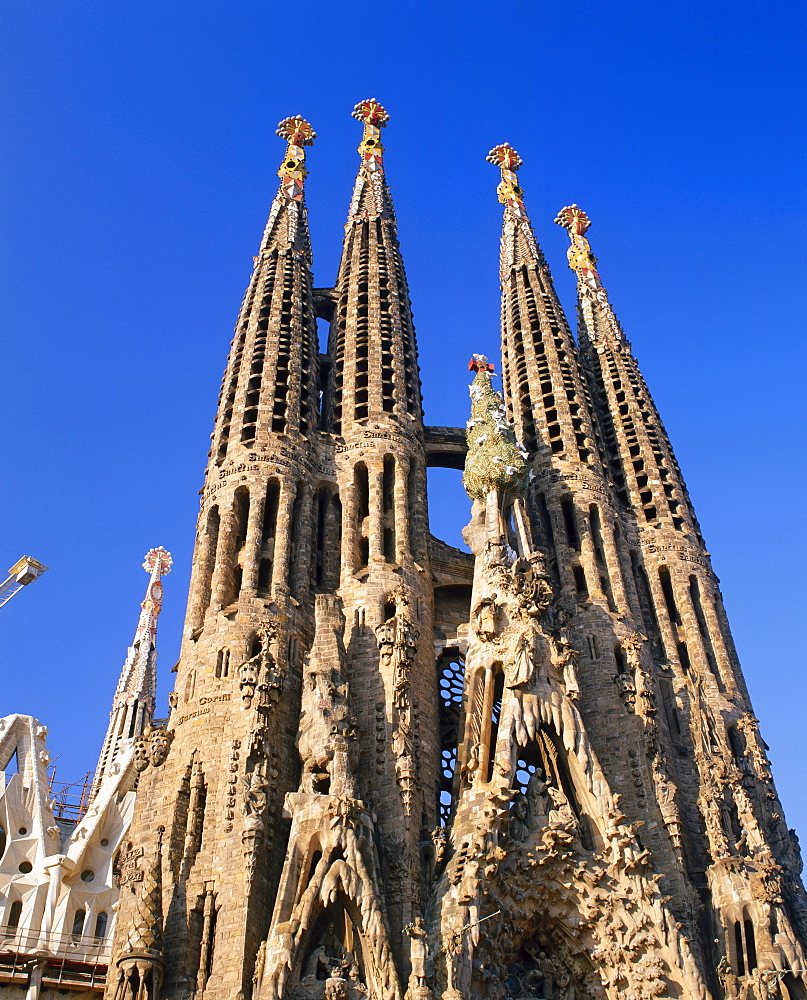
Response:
555,204,601,289
353,98,389,169
275,115,316,200
487,143,526,216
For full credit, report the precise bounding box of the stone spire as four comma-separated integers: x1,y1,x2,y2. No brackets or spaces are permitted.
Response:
556,204,701,536
92,547,172,799
210,116,319,463
323,99,423,432
487,145,600,468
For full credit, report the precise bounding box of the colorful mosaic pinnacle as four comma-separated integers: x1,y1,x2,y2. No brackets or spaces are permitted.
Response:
555,203,606,294
275,115,315,199
487,142,526,215
143,545,172,579
353,98,389,168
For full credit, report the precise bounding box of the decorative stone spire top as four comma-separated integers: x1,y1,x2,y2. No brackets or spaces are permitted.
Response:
260,115,316,254
555,204,621,340
91,548,171,799
353,98,389,169
487,143,526,218
275,115,316,200
114,548,172,714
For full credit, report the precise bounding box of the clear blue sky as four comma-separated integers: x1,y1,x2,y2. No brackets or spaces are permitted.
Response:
2,1,805,837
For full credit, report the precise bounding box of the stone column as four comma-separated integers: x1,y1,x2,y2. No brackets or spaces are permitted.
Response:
369,463,384,562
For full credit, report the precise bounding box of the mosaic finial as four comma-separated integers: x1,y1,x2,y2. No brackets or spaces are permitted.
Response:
143,546,172,579
275,115,315,200
556,204,621,339
276,116,316,147
487,143,525,215
463,365,527,503
352,99,390,128
555,203,591,237
486,143,522,172
353,99,389,170
555,204,601,287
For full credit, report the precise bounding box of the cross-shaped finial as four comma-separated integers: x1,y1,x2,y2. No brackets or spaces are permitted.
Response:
352,99,390,128
555,204,591,237
276,116,316,146
486,144,522,171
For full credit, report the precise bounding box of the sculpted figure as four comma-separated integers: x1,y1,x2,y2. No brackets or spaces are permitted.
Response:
474,597,498,642
405,916,431,989
509,792,531,842
526,767,550,822
551,632,580,700
507,630,536,688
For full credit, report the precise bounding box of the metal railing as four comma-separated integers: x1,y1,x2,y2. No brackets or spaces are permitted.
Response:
0,925,112,964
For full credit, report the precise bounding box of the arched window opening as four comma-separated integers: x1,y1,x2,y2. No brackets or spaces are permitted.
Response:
677,642,691,674
7,900,22,931
485,667,505,783
529,490,560,591
560,497,580,551
743,917,757,973
573,565,588,600
289,482,306,594
258,479,280,596
689,575,724,691
630,552,663,658
658,565,681,626
71,909,86,941
589,506,616,611
195,505,220,623
438,651,466,826
94,912,109,939
354,464,370,570
614,646,629,674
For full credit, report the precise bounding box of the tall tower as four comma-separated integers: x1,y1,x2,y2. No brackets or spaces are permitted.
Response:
105,109,807,1000
556,204,807,989
108,115,324,1000
92,546,172,798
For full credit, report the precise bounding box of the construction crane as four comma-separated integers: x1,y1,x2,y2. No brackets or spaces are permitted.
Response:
0,556,49,608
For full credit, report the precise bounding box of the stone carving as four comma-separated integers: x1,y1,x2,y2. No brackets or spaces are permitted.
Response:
242,767,269,872
404,916,432,998
298,598,359,799
239,622,279,710
473,597,499,642
549,632,580,700
614,670,637,712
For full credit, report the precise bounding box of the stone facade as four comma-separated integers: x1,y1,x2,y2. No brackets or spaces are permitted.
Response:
4,103,805,1000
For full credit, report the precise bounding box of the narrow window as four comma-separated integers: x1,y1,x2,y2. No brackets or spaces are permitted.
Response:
288,481,305,592
485,668,505,782
561,497,580,551
195,505,220,624
743,914,757,972
71,909,86,941
94,912,109,939
689,575,723,690
355,463,370,570
383,455,396,562
658,565,681,626
734,921,746,976
7,900,22,931
573,565,588,599
677,641,691,673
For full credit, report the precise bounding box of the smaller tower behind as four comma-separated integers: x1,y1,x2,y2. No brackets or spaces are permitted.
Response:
92,547,172,799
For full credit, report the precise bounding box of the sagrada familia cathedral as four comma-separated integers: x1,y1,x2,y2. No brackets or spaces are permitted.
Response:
2,101,806,1000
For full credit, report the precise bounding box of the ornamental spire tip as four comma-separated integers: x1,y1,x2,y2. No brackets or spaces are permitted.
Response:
488,143,526,215
353,99,389,169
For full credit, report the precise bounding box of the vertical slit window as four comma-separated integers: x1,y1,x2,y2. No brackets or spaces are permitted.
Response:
383,455,396,562
355,464,370,570
659,565,681,626
561,497,580,551
485,667,505,782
